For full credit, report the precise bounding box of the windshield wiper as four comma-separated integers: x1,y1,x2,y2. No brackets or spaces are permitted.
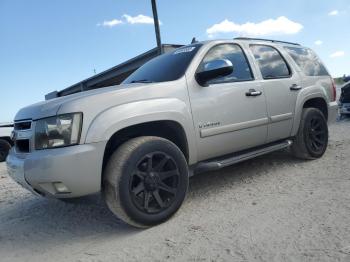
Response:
130,79,154,83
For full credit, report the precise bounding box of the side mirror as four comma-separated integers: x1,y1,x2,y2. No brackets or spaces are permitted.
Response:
196,59,233,86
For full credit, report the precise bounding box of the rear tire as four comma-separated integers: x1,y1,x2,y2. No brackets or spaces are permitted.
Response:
103,136,189,228
0,139,11,162
292,108,328,159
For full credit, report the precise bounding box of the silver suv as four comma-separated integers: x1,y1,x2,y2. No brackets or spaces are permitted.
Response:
7,38,338,227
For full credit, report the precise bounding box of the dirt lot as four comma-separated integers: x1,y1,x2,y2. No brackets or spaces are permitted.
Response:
1,120,350,262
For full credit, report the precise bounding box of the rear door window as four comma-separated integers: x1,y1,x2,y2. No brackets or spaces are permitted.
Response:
284,46,329,76
250,45,291,79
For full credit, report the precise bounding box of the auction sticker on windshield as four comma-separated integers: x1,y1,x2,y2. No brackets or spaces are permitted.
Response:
173,46,196,55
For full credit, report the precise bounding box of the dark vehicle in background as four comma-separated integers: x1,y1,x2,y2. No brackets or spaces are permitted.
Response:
343,75,350,83
0,123,14,162
339,81,350,117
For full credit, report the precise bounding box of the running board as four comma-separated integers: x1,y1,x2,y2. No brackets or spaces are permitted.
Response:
193,140,293,175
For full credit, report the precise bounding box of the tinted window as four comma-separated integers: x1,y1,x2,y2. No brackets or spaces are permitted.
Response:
198,44,253,84
284,47,329,76
250,45,290,79
123,43,202,84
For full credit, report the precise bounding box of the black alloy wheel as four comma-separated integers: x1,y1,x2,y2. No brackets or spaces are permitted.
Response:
130,152,180,214
306,115,327,155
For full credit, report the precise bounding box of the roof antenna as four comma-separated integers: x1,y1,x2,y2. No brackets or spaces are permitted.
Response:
191,37,197,44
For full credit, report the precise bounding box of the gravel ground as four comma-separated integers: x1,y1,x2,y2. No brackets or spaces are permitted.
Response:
1,120,350,262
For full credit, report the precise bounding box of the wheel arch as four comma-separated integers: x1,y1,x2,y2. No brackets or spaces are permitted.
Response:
292,93,329,136
303,98,328,120
102,120,190,174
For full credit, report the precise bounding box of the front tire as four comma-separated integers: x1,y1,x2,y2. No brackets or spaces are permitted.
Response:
292,108,328,159
103,136,189,228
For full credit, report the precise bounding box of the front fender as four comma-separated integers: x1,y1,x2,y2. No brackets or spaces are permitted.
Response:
85,98,198,164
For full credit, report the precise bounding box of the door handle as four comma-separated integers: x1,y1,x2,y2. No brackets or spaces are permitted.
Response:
290,84,302,91
246,89,262,97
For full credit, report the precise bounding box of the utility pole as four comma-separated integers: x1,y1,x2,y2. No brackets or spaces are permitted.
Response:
151,0,162,54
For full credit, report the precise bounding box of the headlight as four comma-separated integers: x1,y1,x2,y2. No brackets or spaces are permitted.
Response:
35,113,82,150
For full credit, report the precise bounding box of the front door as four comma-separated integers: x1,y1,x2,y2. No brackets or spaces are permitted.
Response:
188,43,268,161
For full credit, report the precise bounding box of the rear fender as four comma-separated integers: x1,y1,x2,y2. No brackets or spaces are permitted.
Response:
291,86,329,136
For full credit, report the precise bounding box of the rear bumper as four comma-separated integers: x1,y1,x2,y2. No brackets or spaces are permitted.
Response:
328,101,339,123
6,141,106,198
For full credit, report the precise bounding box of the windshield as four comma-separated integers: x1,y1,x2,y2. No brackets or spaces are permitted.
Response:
123,43,202,84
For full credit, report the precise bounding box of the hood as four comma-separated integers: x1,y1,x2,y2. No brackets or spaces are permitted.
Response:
14,83,145,121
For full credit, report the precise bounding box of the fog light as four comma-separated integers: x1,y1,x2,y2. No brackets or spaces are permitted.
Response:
53,182,70,193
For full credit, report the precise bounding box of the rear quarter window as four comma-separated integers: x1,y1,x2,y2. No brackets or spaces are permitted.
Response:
284,46,329,76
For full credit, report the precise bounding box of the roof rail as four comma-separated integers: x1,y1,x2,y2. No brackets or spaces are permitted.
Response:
234,37,300,46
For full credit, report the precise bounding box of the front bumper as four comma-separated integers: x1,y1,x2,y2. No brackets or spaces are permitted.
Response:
339,103,350,115
6,141,106,198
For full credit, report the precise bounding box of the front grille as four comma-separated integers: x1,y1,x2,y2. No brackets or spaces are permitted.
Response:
16,139,30,153
14,121,32,130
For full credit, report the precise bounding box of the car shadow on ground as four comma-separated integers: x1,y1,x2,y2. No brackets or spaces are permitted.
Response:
188,149,303,201
0,149,305,250
0,192,139,250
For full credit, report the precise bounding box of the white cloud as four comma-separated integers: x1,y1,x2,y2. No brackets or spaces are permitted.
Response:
206,16,303,37
97,14,161,28
123,14,161,25
330,51,345,58
97,19,123,27
328,10,339,16
314,40,323,45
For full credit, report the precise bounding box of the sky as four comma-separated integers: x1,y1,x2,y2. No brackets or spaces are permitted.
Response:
0,0,349,122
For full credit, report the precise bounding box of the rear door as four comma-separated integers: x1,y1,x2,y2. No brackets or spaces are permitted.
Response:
249,44,302,143
187,43,268,161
